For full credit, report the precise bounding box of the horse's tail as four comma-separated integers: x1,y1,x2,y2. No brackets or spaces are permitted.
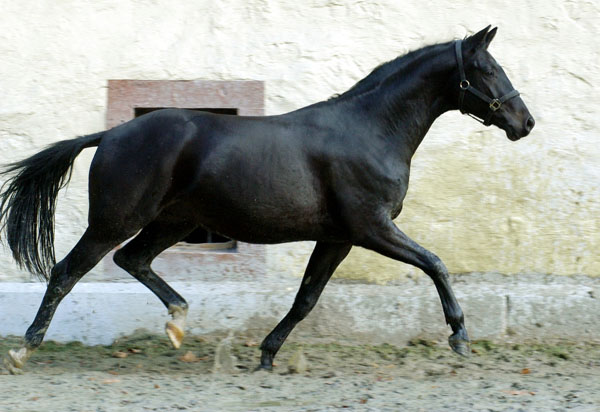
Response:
0,132,104,281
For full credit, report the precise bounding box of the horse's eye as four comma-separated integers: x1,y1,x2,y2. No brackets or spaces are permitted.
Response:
485,69,495,77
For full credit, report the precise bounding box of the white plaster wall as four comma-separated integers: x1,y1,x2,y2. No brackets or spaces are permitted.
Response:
0,0,598,282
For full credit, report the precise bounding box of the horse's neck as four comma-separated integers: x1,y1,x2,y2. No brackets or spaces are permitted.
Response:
358,53,456,158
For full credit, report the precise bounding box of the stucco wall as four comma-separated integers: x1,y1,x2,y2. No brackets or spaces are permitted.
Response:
0,0,598,283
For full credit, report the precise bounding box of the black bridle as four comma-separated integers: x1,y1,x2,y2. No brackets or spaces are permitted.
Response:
455,40,520,126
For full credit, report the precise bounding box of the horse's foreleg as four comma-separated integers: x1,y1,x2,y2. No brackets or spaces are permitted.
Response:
259,242,352,370
358,218,470,356
4,228,122,374
113,219,195,349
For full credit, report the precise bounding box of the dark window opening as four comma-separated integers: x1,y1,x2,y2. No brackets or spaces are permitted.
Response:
182,230,236,250
134,106,238,251
134,107,238,117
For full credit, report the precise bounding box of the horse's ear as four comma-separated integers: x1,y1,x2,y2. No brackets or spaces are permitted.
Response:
483,27,498,49
465,25,496,53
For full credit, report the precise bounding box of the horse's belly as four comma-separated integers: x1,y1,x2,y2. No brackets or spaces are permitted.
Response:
184,185,342,244
209,218,334,244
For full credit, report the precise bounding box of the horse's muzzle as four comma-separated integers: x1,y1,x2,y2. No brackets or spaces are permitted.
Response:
505,111,535,141
512,115,535,141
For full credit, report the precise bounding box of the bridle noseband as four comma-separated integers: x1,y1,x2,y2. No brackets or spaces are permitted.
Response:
455,40,520,126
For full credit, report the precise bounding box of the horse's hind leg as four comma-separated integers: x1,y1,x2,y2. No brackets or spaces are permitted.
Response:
113,218,196,349
3,227,126,374
259,242,352,370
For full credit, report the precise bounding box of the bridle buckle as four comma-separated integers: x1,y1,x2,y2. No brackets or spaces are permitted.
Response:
489,99,502,111
459,80,470,90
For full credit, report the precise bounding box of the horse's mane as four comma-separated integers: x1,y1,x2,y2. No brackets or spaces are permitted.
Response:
332,41,453,101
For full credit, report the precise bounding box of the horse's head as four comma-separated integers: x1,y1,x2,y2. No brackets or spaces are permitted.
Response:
454,26,535,141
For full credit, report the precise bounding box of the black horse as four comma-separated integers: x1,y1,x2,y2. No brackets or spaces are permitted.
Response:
1,26,534,373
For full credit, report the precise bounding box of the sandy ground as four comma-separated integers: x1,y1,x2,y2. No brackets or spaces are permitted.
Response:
1,333,599,412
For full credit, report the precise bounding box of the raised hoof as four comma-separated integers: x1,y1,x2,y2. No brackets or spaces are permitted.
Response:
448,331,471,357
166,305,188,349
3,348,31,375
165,321,185,349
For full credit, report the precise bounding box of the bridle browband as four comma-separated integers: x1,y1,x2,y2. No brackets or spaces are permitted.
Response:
455,40,520,126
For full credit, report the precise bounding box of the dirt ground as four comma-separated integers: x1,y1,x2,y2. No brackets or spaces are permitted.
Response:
0,333,599,412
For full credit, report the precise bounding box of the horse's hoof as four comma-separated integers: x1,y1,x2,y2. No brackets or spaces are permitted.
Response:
166,306,188,349
3,348,31,375
448,331,471,357
254,363,273,372
3,360,23,375
165,321,185,349
256,351,274,372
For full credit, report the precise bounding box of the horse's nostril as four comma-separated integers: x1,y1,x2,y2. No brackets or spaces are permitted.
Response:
526,116,535,131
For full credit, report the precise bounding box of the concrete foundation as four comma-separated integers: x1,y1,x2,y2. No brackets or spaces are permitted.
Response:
1,274,598,346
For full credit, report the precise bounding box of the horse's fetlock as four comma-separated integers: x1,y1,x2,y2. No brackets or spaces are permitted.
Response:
259,340,273,353
24,330,45,348
447,310,465,330
168,303,188,316
260,333,284,354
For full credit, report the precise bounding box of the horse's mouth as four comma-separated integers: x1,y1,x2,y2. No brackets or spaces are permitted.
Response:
505,126,530,141
507,131,522,141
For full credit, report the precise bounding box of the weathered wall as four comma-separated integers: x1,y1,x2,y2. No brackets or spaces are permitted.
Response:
0,0,598,283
